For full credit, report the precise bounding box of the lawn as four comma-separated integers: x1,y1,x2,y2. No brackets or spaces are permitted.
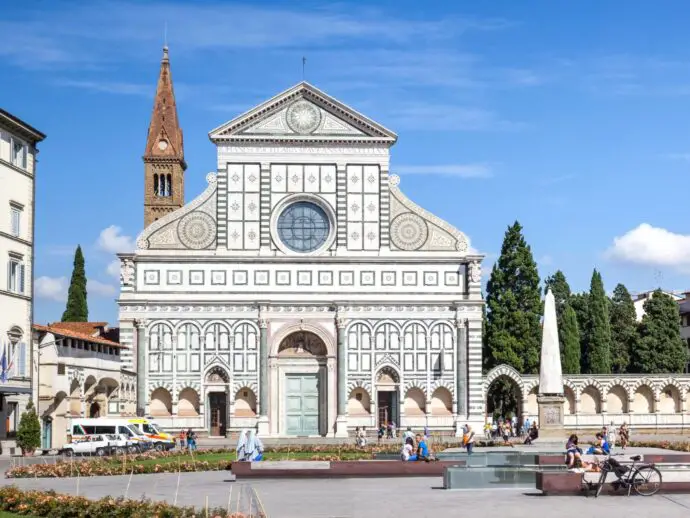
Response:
0,513,39,518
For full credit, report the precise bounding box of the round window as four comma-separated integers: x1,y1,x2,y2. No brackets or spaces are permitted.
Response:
277,201,330,253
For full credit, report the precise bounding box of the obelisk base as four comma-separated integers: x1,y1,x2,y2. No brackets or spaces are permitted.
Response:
537,394,567,441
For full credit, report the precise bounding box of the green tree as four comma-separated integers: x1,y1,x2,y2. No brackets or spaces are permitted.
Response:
632,289,686,373
570,292,589,370
16,400,41,454
585,269,612,374
609,283,637,373
561,303,581,373
61,245,88,322
484,221,542,374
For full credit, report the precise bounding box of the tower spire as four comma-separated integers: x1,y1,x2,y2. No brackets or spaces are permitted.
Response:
143,45,186,228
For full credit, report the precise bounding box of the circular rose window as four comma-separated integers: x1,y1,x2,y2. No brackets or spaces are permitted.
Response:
277,201,330,253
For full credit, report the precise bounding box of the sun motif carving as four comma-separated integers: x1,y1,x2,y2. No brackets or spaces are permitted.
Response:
286,100,322,134
178,211,215,249
390,212,428,251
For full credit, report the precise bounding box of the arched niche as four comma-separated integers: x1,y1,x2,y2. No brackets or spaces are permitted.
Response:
178,388,200,417
430,387,452,416
404,387,426,416
580,386,602,414
234,387,257,417
150,388,173,417
607,385,629,413
278,331,328,357
347,388,371,415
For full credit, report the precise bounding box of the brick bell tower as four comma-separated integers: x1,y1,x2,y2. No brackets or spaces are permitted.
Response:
143,45,186,228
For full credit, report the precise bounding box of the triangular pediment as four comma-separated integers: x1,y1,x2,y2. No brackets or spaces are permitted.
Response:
209,82,397,144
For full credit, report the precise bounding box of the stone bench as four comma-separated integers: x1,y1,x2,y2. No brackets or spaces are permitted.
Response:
537,469,690,495
231,460,464,478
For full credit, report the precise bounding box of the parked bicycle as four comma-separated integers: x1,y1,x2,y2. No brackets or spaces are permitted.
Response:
585,453,662,497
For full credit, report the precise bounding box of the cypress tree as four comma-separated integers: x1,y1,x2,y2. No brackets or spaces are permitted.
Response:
586,269,612,374
609,283,637,373
561,303,581,374
633,290,686,373
61,245,89,322
570,292,590,370
484,221,542,374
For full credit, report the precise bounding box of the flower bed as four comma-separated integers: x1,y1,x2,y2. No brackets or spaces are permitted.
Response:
6,441,509,479
629,440,690,452
0,487,253,518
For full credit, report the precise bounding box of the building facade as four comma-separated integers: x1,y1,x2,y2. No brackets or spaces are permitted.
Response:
33,323,136,449
0,109,45,454
118,49,484,437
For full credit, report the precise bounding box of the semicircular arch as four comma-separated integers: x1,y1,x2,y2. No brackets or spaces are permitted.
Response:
270,322,335,357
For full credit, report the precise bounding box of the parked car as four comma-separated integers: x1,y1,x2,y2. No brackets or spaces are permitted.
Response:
105,433,139,455
60,435,111,457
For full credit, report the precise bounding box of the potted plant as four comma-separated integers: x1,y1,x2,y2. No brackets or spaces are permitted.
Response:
16,400,41,456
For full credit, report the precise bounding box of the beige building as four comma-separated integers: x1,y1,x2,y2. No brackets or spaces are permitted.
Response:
0,108,45,455
33,322,136,449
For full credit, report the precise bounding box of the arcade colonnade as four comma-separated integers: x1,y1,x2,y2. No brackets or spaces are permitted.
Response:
132,305,484,437
485,364,690,430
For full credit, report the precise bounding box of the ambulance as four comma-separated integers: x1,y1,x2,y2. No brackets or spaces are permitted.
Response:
126,418,176,451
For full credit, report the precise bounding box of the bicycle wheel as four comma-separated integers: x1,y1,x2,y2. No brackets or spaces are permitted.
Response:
632,466,662,496
595,468,608,497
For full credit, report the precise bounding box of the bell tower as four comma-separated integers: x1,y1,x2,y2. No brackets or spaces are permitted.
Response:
143,45,186,228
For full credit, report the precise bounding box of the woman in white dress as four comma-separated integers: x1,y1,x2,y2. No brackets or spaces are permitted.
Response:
245,429,264,461
236,429,248,461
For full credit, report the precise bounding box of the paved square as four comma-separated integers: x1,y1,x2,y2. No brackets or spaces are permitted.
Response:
2,472,690,517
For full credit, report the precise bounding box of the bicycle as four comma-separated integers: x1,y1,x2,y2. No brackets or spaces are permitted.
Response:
585,453,662,497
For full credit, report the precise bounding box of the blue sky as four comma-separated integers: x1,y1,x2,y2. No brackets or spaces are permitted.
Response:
3,1,690,325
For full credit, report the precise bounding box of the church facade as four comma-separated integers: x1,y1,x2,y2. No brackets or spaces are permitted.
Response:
117,48,484,437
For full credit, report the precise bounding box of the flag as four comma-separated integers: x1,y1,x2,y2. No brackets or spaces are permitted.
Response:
0,340,7,383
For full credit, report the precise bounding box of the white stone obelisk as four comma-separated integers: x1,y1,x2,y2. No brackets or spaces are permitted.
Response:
536,288,566,440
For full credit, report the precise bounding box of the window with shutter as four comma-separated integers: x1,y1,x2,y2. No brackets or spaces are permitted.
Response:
19,264,25,294
10,206,21,237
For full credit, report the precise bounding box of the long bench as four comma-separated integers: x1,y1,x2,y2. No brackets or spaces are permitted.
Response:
231,460,464,478
537,470,690,495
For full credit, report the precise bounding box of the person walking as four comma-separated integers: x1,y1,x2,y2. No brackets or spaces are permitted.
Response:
618,423,630,449
463,425,476,455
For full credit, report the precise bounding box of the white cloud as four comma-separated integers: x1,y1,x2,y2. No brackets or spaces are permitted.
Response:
395,163,493,178
605,223,690,272
106,260,121,278
97,225,134,254
54,79,150,96
35,276,67,302
89,279,117,298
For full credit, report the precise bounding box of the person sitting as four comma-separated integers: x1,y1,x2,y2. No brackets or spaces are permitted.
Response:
401,437,417,461
245,429,264,461
236,429,248,461
415,433,430,461
356,427,367,448
524,422,539,445
565,434,583,468
586,433,610,455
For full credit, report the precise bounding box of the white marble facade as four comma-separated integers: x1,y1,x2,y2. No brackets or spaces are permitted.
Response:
118,83,484,437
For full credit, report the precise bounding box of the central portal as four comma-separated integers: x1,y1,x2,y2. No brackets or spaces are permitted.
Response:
285,374,319,435
275,330,329,437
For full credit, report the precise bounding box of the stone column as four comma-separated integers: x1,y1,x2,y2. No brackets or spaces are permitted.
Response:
257,310,269,435
334,313,348,437
135,319,147,417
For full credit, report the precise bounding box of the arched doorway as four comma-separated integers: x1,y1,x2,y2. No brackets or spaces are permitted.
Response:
276,331,328,436
375,366,400,427
88,402,101,418
484,367,523,424
205,366,229,437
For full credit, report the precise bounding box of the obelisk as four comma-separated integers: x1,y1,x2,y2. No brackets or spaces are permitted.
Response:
536,288,566,440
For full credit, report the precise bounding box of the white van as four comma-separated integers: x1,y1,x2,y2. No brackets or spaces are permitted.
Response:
69,419,152,451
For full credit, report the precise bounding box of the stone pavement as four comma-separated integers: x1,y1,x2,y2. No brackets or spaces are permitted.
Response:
3,472,690,518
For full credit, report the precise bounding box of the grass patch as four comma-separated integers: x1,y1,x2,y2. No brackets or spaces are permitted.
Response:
0,513,39,518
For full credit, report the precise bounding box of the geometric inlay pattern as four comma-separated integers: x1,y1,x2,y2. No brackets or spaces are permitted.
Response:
390,212,428,251
178,211,216,249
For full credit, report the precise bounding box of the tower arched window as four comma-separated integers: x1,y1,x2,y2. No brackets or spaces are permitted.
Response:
153,174,159,196
167,174,172,197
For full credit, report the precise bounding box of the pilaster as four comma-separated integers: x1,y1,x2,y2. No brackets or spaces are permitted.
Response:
135,319,148,417
334,311,348,437
257,308,269,435
379,166,391,249
455,314,468,420
259,162,272,250
216,165,228,249
336,163,347,250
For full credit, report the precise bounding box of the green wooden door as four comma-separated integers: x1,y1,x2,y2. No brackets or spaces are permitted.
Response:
285,374,320,436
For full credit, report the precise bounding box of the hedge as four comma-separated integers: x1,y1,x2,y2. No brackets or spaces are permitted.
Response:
0,486,257,518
